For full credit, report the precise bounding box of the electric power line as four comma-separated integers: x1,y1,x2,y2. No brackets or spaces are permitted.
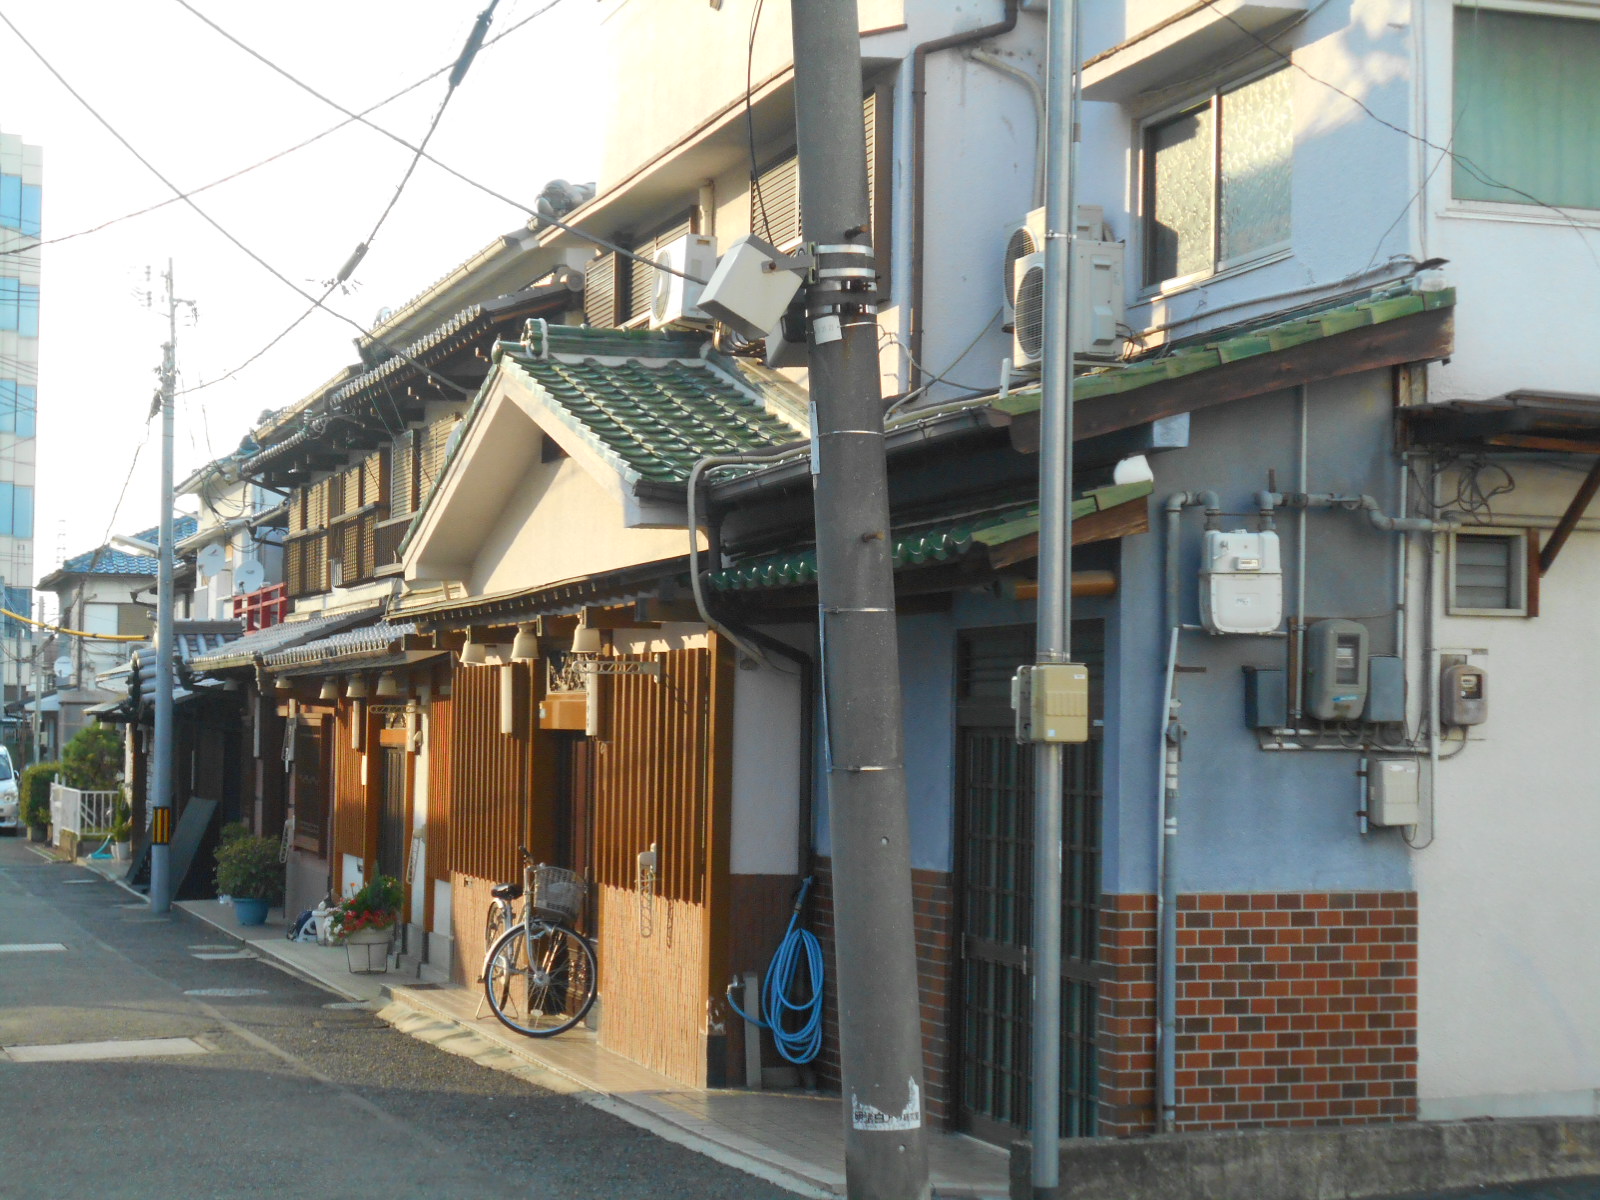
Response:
0,7,479,401
0,0,561,260
1199,0,1600,269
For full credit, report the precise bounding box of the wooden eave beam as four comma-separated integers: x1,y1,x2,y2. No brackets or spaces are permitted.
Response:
1539,454,1600,576
1003,308,1455,454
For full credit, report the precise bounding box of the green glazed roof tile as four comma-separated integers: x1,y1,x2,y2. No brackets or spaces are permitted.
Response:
494,328,800,485
994,281,1451,420
711,481,1152,592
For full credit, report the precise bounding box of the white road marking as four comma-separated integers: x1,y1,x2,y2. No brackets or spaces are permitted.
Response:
184,988,268,998
0,943,66,953
4,1037,208,1063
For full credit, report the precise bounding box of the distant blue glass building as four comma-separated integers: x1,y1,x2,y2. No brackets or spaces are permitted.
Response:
0,127,40,712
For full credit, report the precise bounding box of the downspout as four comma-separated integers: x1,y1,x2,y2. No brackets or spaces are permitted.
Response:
1157,490,1220,1134
687,447,807,667
910,0,1021,394
687,449,818,872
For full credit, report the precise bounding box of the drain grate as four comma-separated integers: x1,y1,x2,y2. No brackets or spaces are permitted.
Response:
185,988,269,998
0,943,66,953
5,1037,207,1063
191,951,258,961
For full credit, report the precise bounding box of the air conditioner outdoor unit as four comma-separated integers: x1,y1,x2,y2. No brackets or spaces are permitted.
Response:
1002,207,1047,331
1008,205,1127,370
650,233,718,329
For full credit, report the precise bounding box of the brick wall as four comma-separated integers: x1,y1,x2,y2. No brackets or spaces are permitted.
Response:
811,859,957,1125
1100,891,1418,1135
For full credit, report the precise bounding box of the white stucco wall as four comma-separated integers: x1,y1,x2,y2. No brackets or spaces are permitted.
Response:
1415,473,1600,1118
729,659,803,875
470,457,688,598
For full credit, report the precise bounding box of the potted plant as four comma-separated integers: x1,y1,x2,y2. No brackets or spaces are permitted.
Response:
19,761,58,843
212,821,284,926
327,874,404,973
109,791,132,862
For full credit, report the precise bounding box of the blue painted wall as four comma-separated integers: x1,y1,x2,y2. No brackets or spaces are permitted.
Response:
1103,372,1414,897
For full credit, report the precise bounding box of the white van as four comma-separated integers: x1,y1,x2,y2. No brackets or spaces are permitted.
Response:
0,747,19,833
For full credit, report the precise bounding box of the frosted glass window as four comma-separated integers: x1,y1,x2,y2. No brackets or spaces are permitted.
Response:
1453,7,1600,211
1142,66,1292,286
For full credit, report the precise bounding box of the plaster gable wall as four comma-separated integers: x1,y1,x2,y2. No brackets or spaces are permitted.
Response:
468,456,689,598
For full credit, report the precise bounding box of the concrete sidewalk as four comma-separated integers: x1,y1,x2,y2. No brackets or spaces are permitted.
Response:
70,854,1008,1199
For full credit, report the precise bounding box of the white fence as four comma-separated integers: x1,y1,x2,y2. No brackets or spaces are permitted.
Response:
49,784,119,839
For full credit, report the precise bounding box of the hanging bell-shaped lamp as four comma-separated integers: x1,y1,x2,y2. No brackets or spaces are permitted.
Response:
510,623,539,663
374,671,402,699
345,674,370,700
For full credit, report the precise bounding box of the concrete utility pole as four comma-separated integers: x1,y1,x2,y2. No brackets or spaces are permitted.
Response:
149,259,179,915
788,4,931,1198
1026,3,1082,1196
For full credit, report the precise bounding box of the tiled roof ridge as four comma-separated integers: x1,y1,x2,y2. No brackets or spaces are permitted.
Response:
58,515,201,575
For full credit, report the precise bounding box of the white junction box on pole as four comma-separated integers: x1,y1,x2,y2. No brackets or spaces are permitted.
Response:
1199,529,1283,635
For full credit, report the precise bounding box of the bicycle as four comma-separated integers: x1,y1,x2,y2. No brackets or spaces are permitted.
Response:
481,848,597,1038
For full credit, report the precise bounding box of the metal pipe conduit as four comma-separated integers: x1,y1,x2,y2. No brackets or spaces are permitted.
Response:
1155,490,1219,1133
1254,490,1456,535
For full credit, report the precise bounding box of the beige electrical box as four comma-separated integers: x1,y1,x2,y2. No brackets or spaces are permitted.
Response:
1368,759,1421,827
1011,663,1090,744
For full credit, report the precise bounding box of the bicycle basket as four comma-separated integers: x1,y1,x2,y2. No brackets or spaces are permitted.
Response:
530,864,586,923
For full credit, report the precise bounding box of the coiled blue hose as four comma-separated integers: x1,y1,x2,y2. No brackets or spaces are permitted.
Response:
725,875,824,1065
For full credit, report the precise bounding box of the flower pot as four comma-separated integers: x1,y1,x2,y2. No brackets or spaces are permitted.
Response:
234,896,271,926
28,824,47,844
112,841,129,862
342,924,394,974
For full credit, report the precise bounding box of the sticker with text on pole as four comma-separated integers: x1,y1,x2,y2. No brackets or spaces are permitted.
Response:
851,1077,923,1131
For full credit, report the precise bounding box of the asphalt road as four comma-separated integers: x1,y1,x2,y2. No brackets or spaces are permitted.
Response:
1385,1182,1600,1200
0,837,800,1200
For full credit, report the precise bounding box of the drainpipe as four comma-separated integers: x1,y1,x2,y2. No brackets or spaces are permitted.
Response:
909,1,1021,395
687,450,818,871
687,447,807,667
1156,490,1219,1134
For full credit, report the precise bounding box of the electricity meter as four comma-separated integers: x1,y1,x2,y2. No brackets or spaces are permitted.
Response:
1199,530,1283,635
1440,662,1488,727
1304,619,1368,721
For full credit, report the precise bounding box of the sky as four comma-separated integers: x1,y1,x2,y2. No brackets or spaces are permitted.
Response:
0,0,602,588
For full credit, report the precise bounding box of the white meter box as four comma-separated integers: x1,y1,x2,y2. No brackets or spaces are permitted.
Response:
1199,530,1283,635
1368,759,1421,827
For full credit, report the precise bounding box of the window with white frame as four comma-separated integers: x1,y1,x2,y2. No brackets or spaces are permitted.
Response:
1140,66,1292,289
1452,4,1600,212
1448,529,1529,616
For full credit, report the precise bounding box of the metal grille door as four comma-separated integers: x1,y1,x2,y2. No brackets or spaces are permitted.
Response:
956,624,1102,1143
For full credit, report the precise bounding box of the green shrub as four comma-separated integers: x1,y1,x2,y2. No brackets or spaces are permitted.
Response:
212,822,284,904
62,724,121,790
110,790,132,843
19,761,58,828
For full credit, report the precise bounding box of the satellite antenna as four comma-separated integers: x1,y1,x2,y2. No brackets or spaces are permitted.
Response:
195,543,225,579
234,560,265,594
53,655,73,681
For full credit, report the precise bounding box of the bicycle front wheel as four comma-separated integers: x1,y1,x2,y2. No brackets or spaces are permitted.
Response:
483,923,597,1038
